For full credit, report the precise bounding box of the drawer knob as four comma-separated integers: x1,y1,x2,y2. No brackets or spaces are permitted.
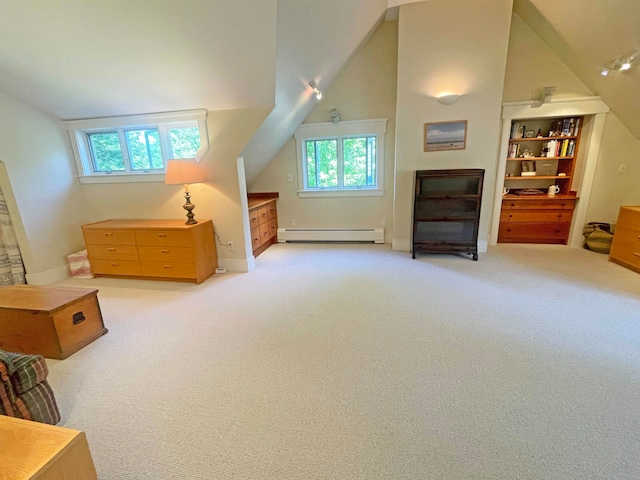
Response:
72,312,86,325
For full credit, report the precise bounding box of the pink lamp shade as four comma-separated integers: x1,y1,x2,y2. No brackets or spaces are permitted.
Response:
164,158,205,186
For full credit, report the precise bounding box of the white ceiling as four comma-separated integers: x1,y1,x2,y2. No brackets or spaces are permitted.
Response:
1,0,638,181
517,0,640,139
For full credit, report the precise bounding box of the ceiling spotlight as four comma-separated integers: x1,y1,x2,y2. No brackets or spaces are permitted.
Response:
309,81,322,100
601,50,639,75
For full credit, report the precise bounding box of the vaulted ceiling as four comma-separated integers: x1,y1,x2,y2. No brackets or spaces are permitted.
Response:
1,0,638,184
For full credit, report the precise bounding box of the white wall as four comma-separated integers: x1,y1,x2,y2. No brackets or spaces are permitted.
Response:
0,93,91,283
250,20,399,240
392,0,514,252
503,13,640,225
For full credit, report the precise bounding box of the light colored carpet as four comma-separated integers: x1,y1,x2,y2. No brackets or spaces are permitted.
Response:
49,243,640,479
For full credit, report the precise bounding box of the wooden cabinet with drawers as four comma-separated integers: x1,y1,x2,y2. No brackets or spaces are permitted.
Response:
248,192,279,257
498,195,577,244
609,206,640,273
82,219,218,283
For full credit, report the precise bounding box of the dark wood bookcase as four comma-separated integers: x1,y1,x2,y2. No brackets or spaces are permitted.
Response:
412,169,485,261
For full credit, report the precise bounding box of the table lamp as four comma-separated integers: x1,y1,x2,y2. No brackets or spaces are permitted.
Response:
165,158,206,225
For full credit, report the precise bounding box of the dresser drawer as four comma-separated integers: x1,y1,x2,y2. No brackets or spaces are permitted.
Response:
267,201,277,220
251,227,261,251
617,207,640,227
268,218,277,239
502,199,576,210
257,205,269,225
90,259,142,276
498,222,570,244
609,243,640,270
135,230,192,247
138,246,195,263
87,244,138,261
141,261,196,279
83,229,135,245
249,209,260,230
500,210,573,223
611,225,640,248
259,223,270,244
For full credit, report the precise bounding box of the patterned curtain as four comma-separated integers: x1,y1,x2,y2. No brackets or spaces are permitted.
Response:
0,185,26,285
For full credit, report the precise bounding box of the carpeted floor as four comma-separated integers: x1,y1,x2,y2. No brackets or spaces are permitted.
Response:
48,243,640,479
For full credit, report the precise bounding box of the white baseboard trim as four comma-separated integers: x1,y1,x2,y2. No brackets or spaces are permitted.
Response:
217,256,255,273
26,265,70,285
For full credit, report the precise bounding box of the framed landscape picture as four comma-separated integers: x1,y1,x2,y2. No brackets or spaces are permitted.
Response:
424,120,467,152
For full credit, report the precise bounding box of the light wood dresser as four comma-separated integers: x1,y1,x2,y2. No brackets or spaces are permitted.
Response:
248,192,279,257
82,219,218,283
609,206,640,273
0,415,98,480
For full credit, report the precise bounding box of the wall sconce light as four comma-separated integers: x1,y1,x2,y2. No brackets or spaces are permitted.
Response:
165,158,206,225
601,50,639,76
309,81,322,100
436,93,460,105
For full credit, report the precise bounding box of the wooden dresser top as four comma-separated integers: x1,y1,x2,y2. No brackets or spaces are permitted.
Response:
82,219,212,230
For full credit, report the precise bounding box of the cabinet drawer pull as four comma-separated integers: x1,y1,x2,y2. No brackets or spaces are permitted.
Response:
158,234,167,238
72,312,86,325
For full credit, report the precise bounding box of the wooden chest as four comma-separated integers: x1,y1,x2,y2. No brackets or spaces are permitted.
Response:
0,285,108,359
609,206,640,273
82,219,218,283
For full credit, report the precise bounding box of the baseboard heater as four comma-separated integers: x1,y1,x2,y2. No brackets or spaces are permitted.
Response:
277,228,384,244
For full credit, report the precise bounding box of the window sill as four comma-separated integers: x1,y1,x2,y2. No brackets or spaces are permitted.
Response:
298,188,385,198
77,173,165,184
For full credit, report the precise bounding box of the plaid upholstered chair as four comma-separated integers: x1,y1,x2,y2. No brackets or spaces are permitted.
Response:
0,349,61,424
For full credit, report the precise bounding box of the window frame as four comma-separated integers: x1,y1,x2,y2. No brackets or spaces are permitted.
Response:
64,109,209,184
294,118,387,197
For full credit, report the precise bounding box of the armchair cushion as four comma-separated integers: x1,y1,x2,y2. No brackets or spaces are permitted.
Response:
0,350,60,425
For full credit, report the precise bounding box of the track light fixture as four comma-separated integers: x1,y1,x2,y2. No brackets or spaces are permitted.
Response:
601,50,639,76
309,81,322,100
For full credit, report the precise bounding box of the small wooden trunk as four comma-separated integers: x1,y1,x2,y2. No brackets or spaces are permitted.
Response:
0,285,108,359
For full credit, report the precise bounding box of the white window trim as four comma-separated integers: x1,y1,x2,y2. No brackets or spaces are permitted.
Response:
294,118,387,198
63,109,209,184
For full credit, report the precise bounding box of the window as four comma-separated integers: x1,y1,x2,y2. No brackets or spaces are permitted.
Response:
64,109,208,184
294,118,386,197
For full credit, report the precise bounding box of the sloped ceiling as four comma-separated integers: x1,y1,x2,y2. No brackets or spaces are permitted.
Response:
516,0,640,139
1,0,637,177
0,0,278,119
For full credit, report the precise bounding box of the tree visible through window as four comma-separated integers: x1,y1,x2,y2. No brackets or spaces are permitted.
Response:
288,118,387,196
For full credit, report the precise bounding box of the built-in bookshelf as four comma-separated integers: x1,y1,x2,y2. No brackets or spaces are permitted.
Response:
504,116,582,195
499,116,583,244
